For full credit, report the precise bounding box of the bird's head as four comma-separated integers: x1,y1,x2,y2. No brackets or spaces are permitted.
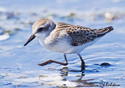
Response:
24,18,56,46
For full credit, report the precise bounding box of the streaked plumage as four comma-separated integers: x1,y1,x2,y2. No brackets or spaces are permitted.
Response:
24,18,114,70
55,22,113,46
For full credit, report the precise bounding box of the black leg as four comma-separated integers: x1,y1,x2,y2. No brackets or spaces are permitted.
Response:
77,53,85,70
38,54,68,66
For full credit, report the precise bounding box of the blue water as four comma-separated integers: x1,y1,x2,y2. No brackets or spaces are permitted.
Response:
0,0,125,87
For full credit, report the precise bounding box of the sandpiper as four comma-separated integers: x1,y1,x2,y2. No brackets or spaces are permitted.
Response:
24,18,114,70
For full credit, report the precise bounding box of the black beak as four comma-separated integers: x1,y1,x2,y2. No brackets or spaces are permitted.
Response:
24,34,35,46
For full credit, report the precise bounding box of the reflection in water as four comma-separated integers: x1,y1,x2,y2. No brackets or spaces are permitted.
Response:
59,67,120,87
60,67,68,77
60,67,85,77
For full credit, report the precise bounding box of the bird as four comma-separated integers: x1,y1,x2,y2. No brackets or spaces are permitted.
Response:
24,18,114,70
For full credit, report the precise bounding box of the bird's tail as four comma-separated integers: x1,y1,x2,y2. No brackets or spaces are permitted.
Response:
94,26,114,37
97,26,114,34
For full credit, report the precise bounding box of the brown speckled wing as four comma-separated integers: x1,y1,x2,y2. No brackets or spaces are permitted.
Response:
67,26,98,46
55,22,113,46
55,22,96,46
68,26,113,46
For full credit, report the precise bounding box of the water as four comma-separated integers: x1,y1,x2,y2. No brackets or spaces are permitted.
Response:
0,0,125,87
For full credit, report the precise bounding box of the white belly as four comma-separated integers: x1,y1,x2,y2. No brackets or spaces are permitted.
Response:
39,37,101,54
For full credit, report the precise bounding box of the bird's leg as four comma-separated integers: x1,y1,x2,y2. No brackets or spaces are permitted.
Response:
38,54,68,66
77,53,85,70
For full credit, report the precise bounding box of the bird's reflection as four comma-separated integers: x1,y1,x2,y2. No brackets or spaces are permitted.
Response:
59,67,98,87
60,67,68,77
60,67,85,79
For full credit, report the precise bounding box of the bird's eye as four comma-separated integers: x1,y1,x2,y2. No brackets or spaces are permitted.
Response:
37,28,43,32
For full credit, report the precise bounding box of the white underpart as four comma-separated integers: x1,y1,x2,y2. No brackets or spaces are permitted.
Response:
43,37,101,54
37,29,101,54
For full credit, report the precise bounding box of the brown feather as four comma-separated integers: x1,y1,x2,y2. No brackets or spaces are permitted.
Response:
55,22,113,46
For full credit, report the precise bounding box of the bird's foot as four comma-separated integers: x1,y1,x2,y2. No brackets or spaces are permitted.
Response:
38,59,52,66
38,59,68,66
